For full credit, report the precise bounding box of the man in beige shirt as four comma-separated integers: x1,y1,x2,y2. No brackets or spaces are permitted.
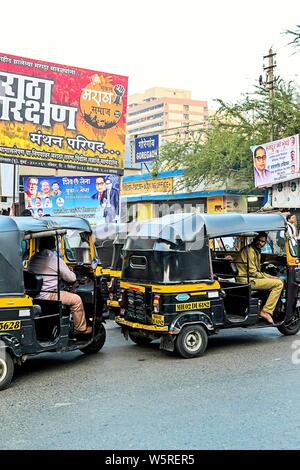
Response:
28,236,92,335
235,232,284,324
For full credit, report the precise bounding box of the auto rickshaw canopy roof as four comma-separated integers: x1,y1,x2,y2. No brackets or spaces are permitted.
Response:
126,212,287,249
7,216,92,234
0,216,92,297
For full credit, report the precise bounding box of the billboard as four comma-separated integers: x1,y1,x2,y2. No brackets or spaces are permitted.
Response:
0,53,128,174
135,134,159,162
24,175,120,225
251,134,299,188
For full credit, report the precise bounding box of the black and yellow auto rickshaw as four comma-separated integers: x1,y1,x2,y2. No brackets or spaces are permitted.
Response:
93,223,123,317
115,213,300,358
107,224,129,319
0,216,106,390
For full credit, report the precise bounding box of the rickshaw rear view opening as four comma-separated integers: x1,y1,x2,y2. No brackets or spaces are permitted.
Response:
116,213,300,358
0,216,106,390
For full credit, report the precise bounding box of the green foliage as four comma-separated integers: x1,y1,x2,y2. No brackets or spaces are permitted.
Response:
153,80,300,191
285,25,300,51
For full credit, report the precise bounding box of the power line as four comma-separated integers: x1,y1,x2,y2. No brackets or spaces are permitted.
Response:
128,120,206,139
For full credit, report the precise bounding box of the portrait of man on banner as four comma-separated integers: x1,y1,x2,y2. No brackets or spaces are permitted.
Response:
24,177,38,207
253,145,271,186
91,176,106,201
100,177,119,223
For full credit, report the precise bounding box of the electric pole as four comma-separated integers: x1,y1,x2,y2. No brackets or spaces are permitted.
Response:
262,47,277,140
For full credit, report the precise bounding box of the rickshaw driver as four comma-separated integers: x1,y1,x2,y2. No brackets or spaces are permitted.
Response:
235,232,284,324
28,236,92,335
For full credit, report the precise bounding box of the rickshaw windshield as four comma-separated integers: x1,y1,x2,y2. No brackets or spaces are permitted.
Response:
260,228,297,257
65,230,92,264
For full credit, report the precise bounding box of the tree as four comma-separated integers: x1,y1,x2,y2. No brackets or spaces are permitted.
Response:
153,80,300,191
285,25,300,51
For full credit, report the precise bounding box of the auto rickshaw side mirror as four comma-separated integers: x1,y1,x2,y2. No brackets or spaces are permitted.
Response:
91,258,100,270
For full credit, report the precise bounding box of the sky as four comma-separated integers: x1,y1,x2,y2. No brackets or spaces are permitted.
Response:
2,0,300,108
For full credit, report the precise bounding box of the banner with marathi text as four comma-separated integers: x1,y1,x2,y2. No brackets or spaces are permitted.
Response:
251,134,299,188
0,53,128,174
122,177,173,195
24,175,120,226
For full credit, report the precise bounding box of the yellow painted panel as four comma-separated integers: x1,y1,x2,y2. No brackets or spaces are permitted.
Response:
115,316,168,332
0,297,33,308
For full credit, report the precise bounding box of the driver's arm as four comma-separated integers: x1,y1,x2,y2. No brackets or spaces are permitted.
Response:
58,258,76,283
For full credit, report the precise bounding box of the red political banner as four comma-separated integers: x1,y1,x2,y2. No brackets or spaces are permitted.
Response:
0,53,128,174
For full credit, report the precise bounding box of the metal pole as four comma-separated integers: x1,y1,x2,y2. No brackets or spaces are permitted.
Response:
12,164,16,215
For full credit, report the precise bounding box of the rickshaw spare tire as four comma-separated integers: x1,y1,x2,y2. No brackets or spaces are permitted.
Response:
128,331,153,346
277,308,300,336
175,324,208,358
80,324,106,354
0,351,14,391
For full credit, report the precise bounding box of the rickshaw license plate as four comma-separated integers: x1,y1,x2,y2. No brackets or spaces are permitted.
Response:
152,314,164,326
0,320,21,331
176,301,211,312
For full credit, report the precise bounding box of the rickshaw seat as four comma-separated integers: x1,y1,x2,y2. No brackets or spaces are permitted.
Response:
212,259,238,280
24,271,43,298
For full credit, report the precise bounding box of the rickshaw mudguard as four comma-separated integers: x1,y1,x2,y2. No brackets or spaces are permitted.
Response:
160,312,214,352
0,333,22,358
169,312,214,334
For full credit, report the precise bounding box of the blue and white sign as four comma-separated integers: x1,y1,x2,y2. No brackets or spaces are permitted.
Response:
175,294,190,302
135,134,159,163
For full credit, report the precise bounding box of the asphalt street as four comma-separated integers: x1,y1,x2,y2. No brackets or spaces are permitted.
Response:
1,320,300,450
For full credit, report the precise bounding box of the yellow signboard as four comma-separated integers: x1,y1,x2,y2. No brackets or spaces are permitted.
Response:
122,177,173,195
207,196,225,213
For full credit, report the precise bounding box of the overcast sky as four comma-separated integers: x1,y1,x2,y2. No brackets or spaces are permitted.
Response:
3,0,300,107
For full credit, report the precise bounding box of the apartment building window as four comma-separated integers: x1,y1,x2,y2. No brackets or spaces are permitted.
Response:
129,121,164,134
184,114,189,120
128,103,164,117
128,112,164,127
183,105,189,111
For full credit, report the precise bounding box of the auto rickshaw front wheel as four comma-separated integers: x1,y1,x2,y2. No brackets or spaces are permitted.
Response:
277,308,300,336
175,324,208,358
0,351,14,391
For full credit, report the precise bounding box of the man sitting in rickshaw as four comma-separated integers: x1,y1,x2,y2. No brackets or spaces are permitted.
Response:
28,236,92,335
235,232,284,324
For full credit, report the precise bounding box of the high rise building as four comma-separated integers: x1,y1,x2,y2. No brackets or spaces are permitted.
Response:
125,87,209,167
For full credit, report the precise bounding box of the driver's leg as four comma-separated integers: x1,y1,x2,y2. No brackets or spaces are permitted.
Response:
252,277,284,315
49,291,89,333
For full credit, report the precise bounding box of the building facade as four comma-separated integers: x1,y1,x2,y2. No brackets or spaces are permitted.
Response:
121,170,263,222
126,87,209,167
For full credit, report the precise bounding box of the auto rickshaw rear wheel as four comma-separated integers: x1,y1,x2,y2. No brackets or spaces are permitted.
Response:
277,308,300,336
175,324,208,358
128,331,153,346
0,351,14,391
80,324,106,354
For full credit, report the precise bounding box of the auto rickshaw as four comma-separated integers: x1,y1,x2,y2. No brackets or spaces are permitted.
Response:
93,223,120,313
107,225,128,319
115,213,300,358
0,216,106,390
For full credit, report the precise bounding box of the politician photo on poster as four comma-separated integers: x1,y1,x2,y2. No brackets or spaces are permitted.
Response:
24,175,120,225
